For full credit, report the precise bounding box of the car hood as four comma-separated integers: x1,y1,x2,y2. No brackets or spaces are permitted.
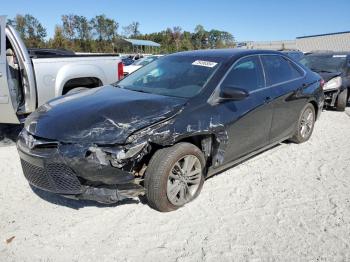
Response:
317,71,342,82
25,86,187,144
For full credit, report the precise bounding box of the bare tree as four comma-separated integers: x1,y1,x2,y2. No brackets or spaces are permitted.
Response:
123,22,140,38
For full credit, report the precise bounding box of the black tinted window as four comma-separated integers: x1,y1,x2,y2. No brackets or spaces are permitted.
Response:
261,55,303,86
222,56,264,92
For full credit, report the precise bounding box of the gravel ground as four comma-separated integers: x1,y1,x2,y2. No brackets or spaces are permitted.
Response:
1,110,350,262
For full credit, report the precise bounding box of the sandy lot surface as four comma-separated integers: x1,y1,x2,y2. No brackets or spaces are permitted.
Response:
1,111,350,262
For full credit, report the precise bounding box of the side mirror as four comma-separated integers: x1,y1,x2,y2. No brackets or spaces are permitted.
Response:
219,85,249,101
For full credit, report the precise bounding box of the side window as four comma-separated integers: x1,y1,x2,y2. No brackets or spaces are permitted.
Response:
221,56,264,92
261,55,303,86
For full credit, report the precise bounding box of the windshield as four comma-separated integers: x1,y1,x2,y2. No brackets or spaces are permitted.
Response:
116,55,221,98
300,55,346,73
133,56,158,66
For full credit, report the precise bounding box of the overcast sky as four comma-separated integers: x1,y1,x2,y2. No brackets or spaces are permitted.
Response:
3,0,350,41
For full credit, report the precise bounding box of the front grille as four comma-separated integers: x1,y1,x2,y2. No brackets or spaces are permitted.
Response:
21,160,51,190
21,160,82,194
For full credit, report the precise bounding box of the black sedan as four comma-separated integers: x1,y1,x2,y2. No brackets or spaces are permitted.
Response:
300,52,350,111
17,49,324,212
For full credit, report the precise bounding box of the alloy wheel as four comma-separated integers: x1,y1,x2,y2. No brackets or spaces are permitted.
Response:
167,155,202,206
299,108,314,139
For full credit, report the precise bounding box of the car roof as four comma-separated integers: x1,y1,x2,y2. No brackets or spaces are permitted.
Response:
169,49,283,61
282,50,303,53
306,52,350,56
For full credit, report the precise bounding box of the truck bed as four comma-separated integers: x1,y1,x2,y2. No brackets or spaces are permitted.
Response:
31,55,121,106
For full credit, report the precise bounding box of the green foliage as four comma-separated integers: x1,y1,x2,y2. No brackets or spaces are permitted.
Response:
8,14,47,47
7,14,235,54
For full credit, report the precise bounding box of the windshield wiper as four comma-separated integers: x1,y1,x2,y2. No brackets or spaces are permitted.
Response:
128,88,150,94
310,68,333,73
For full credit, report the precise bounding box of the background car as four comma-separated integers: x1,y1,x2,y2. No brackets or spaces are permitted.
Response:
300,52,350,111
121,56,135,66
123,55,160,76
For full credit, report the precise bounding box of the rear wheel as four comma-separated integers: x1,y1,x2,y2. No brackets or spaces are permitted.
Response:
145,142,205,212
290,103,316,144
335,88,348,111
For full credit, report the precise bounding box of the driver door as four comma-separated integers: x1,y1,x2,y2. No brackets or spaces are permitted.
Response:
218,55,274,163
0,16,19,123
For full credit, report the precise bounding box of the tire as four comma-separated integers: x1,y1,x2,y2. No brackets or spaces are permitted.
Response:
290,103,316,144
66,87,89,95
145,142,205,212
335,88,348,111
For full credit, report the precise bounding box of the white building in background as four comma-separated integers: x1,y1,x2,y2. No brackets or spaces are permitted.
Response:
296,31,350,52
238,31,350,52
240,40,296,50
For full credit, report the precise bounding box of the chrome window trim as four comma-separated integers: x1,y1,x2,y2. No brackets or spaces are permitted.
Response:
259,54,307,88
208,54,264,104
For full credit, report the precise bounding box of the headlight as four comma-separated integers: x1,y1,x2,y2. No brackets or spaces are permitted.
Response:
323,76,342,91
88,141,148,168
116,141,147,160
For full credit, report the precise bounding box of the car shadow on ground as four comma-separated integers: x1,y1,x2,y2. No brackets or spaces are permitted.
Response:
0,124,23,147
30,185,141,210
205,143,283,182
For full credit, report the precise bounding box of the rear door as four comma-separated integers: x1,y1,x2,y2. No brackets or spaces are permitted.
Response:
260,55,307,143
0,16,19,123
219,55,274,163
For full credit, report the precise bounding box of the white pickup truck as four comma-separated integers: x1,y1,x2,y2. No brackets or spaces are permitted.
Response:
0,16,123,124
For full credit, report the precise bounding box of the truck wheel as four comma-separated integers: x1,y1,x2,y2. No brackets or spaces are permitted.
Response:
145,142,205,212
290,103,315,144
335,88,348,111
66,87,89,95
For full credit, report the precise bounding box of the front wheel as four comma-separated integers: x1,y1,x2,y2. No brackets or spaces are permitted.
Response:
335,88,348,111
145,142,205,212
290,103,316,144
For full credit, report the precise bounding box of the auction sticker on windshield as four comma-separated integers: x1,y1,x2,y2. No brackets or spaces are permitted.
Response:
192,60,218,68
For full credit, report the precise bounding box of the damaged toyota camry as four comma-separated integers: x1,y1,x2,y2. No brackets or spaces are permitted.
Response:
17,49,324,212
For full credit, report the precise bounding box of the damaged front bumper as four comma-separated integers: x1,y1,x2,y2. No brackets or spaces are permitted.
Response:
17,130,147,204
324,89,340,107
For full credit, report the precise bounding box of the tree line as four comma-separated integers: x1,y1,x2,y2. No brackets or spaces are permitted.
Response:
8,14,235,54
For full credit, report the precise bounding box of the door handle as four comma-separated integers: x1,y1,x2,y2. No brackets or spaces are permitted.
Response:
0,72,2,78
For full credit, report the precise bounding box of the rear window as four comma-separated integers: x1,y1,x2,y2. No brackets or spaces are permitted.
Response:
261,55,303,86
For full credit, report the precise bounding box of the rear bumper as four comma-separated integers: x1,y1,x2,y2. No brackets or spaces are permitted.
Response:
17,132,145,204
